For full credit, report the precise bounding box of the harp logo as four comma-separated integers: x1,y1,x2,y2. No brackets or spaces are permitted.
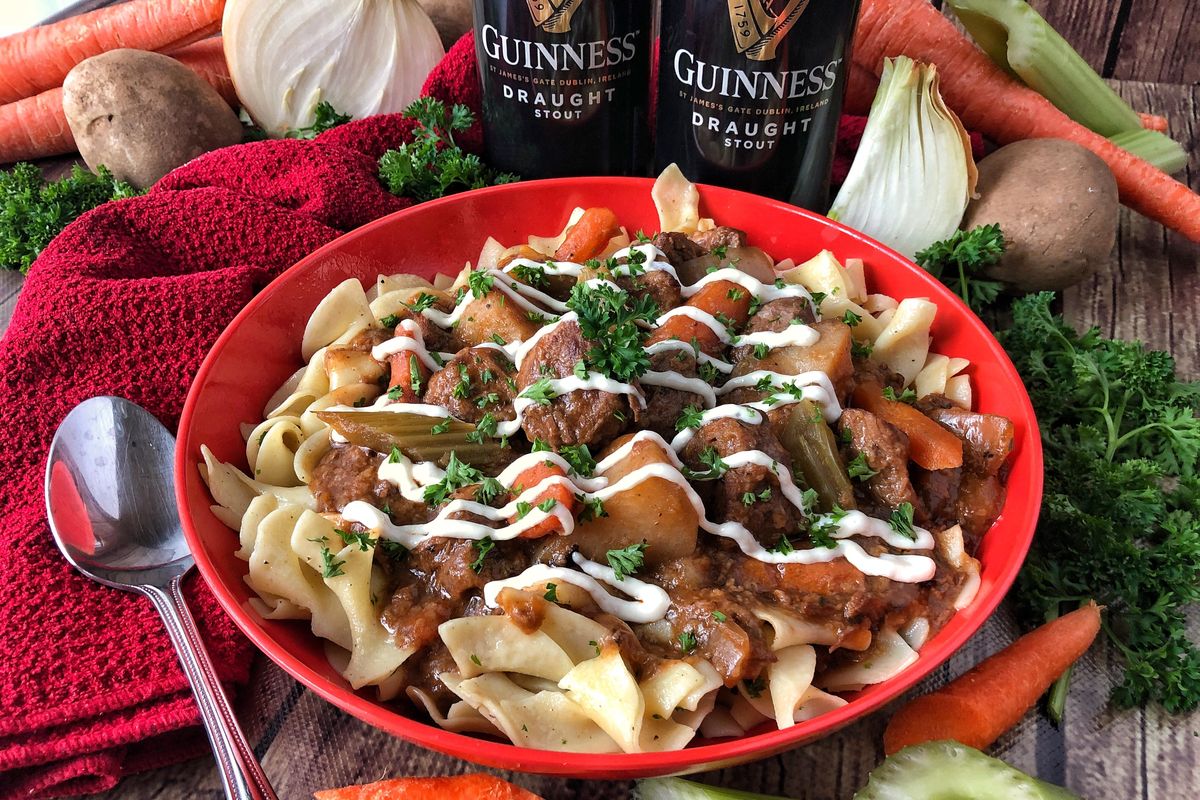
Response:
528,0,586,33
728,0,809,61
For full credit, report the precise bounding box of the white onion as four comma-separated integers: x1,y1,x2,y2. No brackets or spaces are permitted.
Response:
223,0,446,136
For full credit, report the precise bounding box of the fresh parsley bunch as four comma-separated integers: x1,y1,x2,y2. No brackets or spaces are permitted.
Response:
916,224,1006,313
379,98,517,202
0,163,141,274
567,281,659,382
1001,293,1200,713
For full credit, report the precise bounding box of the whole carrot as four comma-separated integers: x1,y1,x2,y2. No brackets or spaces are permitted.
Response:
0,39,235,164
883,601,1101,754
853,0,1200,241
0,0,225,105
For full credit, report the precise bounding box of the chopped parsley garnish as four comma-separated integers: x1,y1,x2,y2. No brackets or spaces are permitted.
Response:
430,418,451,435
678,630,697,654
409,357,422,396
851,338,874,358
379,540,408,562
520,378,557,405
537,498,558,513
727,287,745,301
474,476,505,506
470,653,482,666
882,386,918,404
423,452,483,506
847,453,879,482
809,290,827,307
475,392,499,409
684,446,729,481
809,505,848,548
531,438,551,452
841,309,863,327
768,534,794,555
379,313,402,329
742,487,772,505
467,267,494,299
752,342,770,359
567,281,658,382
635,229,650,243
307,537,346,578
577,493,607,522
490,333,507,346
334,528,376,551
386,384,404,401
544,583,558,603
510,263,549,289
888,502,917,540
452,363,472,399
743,677,766,698
712,245,729,260
514,501,533,520
465,412,498,445
559,444,596,477
606,542,647,581
712,610,728,623
676,405,704,432
387,446,403,464
407,293,437,313
698,362,720,383
469,537,495,572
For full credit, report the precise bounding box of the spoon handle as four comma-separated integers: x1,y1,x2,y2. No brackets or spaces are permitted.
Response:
144,577,279,800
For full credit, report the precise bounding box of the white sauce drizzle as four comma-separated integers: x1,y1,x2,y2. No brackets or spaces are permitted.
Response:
656,305,733,345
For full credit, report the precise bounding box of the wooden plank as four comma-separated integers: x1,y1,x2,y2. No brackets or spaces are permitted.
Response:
1111,0,1200,83
1025,0,1123,73
0,272,22,337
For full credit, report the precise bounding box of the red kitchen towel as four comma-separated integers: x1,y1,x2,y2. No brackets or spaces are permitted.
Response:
0,32,881,799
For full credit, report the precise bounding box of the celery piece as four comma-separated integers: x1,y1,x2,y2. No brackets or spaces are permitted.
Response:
1109,129,1190,174
945,0,1141,137
636,778,788,800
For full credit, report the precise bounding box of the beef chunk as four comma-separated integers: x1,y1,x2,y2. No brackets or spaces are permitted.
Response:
681,417,794,545
730,296,817,363
636,347,706,439
925,405,1015,477
651,231,706,267
310,444,431,524
614,269,682,314
516,320,629,449
690,226,748,252
955,472,1006,544
838,408,925,520
424,346,517,424
913,466,962,528
848,358,905,397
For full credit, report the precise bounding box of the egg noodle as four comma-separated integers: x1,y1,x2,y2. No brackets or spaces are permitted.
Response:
201,167,1005,753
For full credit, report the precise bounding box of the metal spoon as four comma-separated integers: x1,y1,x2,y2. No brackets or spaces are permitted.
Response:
45,396,278,800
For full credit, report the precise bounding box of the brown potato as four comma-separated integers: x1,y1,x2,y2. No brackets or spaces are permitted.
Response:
63,49,242,189
574,434,699,567
452,289,542,347
963,139,1118,291
736,319,854,394
675,246,775,286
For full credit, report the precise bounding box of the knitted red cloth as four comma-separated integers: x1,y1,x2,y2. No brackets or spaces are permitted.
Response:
0,33,876,799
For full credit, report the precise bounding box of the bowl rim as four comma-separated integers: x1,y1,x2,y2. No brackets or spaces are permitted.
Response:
177,176,1043,776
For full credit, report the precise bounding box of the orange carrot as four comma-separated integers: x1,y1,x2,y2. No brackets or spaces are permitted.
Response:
385,329,429,403
1138,111,1168,133
852,383,964,470
508,461,577,538
0,38,234,164
883,602,1101,754
554,207,622,262
853,0,1200,241
645,279,752,356
314,774,540,800
0,0,225,105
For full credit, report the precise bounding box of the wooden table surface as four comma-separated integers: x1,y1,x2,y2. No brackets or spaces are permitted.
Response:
2,2,1197,798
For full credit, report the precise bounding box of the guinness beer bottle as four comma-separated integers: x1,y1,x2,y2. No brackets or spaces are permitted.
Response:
472,0,652,178
655,0,861,210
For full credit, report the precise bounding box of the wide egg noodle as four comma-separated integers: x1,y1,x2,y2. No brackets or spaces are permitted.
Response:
558,645,645,753
438,616,575,682
872,297,937,386
237,492,279,560
915,353,973,403
264,350,331,419
515,590,610,664
245,416,307,487
369,286,452,323
406,685,502,737
527,207,585,256
293,427,332,486
243,505,351,649
816,628,920,692
767,644,817,729
651,163,700,234
301,277,377,361
792,686,849,722
444,671,621,753
753,606,838,650
698,704,744,739
300,383,379,436
324,345,386,391
199,445,315,528
639,660,707,719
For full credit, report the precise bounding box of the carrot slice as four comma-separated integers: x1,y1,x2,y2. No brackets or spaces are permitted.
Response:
508,461,577,538
853,0,1200,241
314,774,541,800
554,207,621,262
852,383,964,470
385,330,429,403
0,38,234,164
645,278,753,356
0,0,225,105
883,602,1101,754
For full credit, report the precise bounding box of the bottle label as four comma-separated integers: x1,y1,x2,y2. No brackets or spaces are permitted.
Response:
656,0,860,208
475,0,651,177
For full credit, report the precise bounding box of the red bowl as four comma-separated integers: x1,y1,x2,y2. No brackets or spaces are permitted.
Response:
177,177,1042,778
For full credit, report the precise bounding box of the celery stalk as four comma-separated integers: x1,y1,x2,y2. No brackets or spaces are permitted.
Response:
1109,129,1190,174
636,778,788,800
945,0,1141,137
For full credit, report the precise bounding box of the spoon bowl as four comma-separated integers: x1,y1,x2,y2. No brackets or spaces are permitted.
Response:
45,396,277,800
46,396,191,590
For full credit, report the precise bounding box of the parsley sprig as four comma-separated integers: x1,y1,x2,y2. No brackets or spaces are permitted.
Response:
1001,293,1200,714
379,98,517,202
607,542,648,581
567,282,659,382
916,224,1006,313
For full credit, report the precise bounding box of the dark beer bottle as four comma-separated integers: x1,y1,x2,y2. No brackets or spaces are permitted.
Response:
654,0,862,210
472,0,653,178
